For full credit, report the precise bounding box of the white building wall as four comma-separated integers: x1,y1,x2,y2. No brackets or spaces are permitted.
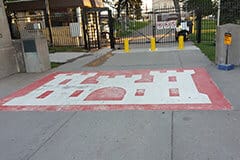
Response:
152,0,174,11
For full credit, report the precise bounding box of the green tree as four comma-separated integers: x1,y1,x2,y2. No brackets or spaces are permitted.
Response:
173,0,181,20
183,0,214,17
220,0,240,24
115,0,142,19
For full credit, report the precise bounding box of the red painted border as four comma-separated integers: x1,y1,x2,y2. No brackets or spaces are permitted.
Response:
0,68,232,111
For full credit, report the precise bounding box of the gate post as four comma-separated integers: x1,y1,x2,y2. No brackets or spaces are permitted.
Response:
196,9,202,43
81,8,89,50
108,10,115,49
44,0,53,46
152,25,156,39
95,11,101,49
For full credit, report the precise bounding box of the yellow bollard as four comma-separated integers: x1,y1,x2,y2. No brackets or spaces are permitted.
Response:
178,36,184,50
192,20,195,34
124,39,130,53
150,37,156,52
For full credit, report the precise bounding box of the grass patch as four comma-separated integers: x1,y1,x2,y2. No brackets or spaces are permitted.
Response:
51,62,64,68
49,46,87,53
190,20,216,62
190,31,216,42
115,20,150,37
195,42,215,62
201,20,217,30
191,19,216,43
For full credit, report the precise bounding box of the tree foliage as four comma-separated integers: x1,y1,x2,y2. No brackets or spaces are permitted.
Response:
173,0,180,12
183,0,214,17
220,0,240,24
172,0,181,20
115,0,142,19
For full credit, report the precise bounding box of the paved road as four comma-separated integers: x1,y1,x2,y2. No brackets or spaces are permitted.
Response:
1,46,240,160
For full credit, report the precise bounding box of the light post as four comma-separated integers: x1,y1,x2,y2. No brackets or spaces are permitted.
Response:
217,0,221,26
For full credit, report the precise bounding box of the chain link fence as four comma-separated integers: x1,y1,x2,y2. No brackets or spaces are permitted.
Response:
220,1,240,25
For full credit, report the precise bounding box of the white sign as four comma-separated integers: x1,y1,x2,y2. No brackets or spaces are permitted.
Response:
156,20,177,30
69,22,82,37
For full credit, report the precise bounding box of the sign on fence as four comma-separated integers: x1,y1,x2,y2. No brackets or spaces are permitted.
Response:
156,13,177,30
224,32,232,45
70,22,82,37
156,20,177,30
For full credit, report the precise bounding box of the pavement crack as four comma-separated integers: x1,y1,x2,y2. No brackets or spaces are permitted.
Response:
84,51,113,67
24,112,78,160
171,111,174,160
177,54,184,68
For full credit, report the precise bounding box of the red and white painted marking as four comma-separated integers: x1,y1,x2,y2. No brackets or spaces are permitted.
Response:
0,68,231,111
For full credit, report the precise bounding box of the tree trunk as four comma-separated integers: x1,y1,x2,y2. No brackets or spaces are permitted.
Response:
173,0,181,20
117,0,123,18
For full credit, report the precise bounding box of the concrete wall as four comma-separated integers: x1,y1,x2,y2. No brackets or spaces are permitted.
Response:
0,46,18,79
216,24,240,65
35,37,51,72
12,40,26,73
152,0,174,10
0,1,18,79
23,37,50,73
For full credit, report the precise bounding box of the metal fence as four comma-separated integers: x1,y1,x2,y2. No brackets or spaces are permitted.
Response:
8,1,240,49
9,13,85,47
191,15,217,43
220,1,240,25
8,9,114,50
190,1,240,44
113,7,180,49
113,1,240,46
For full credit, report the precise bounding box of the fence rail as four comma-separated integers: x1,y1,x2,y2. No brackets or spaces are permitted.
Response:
42,26,81,46
7,1,240,49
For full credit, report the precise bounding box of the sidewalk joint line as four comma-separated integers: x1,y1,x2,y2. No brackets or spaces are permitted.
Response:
178,54,184,68
24,112,78,160
171,111,174,160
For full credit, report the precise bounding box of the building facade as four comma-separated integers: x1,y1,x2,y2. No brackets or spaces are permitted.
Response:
6,0,107,48
152,0,174,11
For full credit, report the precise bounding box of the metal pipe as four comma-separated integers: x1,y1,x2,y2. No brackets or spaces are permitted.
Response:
217,0,221,26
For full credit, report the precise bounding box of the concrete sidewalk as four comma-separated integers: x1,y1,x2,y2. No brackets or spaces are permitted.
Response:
0,48,112,98
49,52,92,63
1,44,240,160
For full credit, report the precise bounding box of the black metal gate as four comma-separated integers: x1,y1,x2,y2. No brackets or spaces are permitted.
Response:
113,7,179,48
81,7,114,50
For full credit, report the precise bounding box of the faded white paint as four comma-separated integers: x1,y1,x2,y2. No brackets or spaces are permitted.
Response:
4,70,211,106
